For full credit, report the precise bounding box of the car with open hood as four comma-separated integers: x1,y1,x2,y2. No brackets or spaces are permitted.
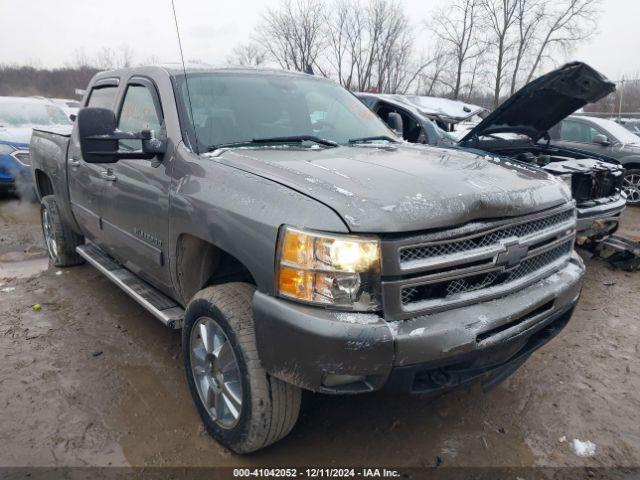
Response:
549,115,640,205
361,63,626,239
29,65,584,453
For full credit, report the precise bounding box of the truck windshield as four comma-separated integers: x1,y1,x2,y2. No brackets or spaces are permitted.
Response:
175,73,395,152
0,97,70,128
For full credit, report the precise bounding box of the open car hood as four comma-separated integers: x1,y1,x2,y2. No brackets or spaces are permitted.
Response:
459,62,615,145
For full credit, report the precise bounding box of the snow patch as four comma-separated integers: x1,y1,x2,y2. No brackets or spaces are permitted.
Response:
409,327,426,337
1,287,16,293
571,439,596,457
335,186,354,197
334,312,380,325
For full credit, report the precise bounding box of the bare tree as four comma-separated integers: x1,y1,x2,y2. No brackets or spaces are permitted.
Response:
432,0,484,99
524,0,600,82
415,45,450,96
228,42,267,66
94,45,135,69
480,0,519,107
256,0,326,72
509,0,545,94
324,0,357,88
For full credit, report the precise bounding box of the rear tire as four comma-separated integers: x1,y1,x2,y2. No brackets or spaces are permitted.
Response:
622,169,640,206
40,195,84,267
182,282,301,454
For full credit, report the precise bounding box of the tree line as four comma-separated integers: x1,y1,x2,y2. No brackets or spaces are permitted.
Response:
3,0,640,115
230,0,601,108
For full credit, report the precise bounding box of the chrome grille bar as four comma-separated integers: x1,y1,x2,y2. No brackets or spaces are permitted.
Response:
380,204,577,320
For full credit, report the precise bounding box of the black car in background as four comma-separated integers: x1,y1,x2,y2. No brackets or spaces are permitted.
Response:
550,115,640,204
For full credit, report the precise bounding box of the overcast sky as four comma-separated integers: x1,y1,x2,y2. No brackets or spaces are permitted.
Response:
1,0,638,81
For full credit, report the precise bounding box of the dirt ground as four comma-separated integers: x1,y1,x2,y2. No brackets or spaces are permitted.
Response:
1,196,639,469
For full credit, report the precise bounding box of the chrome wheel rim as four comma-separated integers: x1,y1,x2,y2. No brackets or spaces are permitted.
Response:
190,316,243,429
41,207,58,260
623,173,640,204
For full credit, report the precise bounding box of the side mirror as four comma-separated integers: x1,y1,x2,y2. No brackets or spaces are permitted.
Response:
78,108,119,163
78,107,167,164
386,112,404,136
593,134,610,146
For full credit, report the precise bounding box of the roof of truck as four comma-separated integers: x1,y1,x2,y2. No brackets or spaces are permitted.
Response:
93,64,319,80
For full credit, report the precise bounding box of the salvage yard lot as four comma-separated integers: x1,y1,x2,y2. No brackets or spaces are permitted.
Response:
1,198,639,468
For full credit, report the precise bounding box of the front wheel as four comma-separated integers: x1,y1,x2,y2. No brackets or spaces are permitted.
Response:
622,169,640,205
182,283,301,453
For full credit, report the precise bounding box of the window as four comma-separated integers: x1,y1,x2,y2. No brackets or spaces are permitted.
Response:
87,86,118,110
559,120,601,143
175,73,391,151
117,85,162,151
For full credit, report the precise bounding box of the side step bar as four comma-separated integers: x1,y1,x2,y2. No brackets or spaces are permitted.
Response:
76,243,184,328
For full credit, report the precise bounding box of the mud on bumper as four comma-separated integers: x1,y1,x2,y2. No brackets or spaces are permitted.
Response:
253,252,585,394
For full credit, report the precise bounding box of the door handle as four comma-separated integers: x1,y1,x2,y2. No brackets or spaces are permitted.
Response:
69,158,81,168
100,170,117,182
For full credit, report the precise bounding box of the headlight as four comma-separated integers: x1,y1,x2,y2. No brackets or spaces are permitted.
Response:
0,144,16,156
559,173,572,191
276,226,381,310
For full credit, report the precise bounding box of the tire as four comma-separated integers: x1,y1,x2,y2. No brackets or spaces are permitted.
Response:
622,169,640,206
182,282,301,454
40,195,85,267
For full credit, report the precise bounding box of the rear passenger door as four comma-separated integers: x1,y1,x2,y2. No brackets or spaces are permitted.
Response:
99,77,173,292
67,79,119,242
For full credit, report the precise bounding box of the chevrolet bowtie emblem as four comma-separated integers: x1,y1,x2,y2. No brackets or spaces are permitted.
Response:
496,241,529,268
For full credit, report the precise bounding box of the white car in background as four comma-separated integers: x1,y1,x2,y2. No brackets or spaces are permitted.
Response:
48,98,81,120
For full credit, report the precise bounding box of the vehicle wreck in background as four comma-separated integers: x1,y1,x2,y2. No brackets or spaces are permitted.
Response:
30,66,584,453
360,63,627,240
0,96,70,198
549,115,640,205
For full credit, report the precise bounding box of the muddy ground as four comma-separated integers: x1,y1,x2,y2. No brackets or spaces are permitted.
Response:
1,196,639,469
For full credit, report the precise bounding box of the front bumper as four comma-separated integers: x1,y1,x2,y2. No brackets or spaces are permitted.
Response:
576,194,626,237
254,252,585,394
0,153,32,193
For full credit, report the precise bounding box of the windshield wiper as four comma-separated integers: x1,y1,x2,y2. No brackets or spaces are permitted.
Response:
208,135,338,152
348,135,399,144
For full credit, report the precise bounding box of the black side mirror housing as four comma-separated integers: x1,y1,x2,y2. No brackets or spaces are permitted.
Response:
386,112,404,137
77,107,167,164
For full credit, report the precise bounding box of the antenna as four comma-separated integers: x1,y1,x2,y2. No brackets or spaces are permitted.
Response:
171,0,199,152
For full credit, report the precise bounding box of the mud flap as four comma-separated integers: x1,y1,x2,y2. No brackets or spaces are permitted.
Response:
591,235,640,272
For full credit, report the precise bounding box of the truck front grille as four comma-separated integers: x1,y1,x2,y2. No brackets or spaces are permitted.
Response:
399,208,574,265
400,240,573,305
381,204,577,320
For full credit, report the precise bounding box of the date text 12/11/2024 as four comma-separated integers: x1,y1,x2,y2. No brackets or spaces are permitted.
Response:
232,468,401,478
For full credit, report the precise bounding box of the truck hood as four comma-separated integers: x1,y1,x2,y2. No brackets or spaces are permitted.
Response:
214,144,571,233
460,62,615,145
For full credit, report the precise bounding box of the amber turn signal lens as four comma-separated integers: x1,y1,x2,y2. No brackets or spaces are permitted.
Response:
278,266,314,301
280,230,314,268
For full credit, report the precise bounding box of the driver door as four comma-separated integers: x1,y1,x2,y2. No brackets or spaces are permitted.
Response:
99,77,173,292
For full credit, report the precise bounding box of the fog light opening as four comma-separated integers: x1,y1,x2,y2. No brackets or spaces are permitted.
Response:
322,374,366,388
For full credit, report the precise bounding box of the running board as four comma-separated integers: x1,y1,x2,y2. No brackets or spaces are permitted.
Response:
76,243,184,328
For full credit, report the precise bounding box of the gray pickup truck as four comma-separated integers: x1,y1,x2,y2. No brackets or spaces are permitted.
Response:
30,66,585,453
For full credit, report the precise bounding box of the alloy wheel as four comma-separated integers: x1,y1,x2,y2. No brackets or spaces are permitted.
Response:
41,207,58,261
622,173,640,204
190,316,243,429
